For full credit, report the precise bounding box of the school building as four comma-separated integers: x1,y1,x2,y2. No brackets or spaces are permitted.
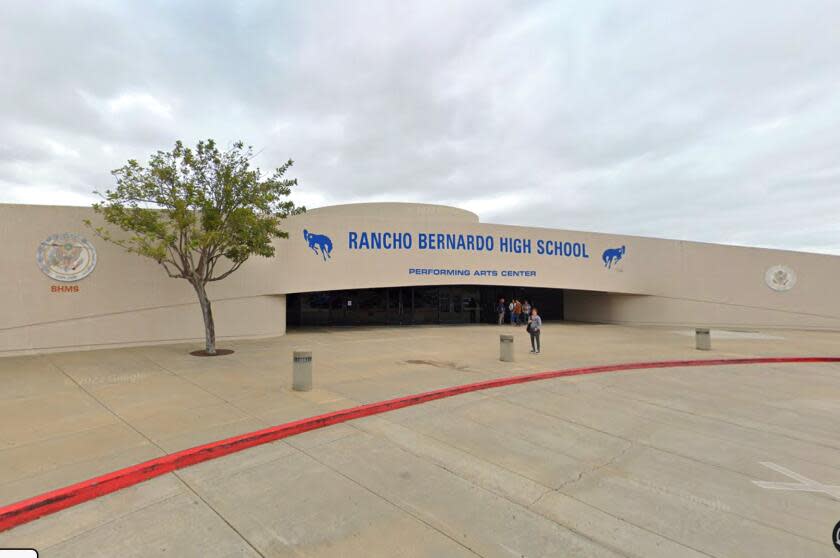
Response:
2,201,839,355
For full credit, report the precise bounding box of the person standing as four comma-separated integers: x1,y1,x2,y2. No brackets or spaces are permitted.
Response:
508,299,516,324
521,300,531,326
513,299,522,325
496,298,506,325
527,307,542,353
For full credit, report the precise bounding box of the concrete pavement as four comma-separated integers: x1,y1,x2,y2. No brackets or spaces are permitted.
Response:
1,324,839,556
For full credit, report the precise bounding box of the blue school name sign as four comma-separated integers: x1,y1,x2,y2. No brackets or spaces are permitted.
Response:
303,229,627,274
347,231,591,258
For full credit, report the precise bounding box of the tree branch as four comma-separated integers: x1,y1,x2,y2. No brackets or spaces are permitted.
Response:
207,260,244,282
166,245,185,275
160,261,185,279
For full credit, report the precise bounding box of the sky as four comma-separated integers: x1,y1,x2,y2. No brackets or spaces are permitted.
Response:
1,0,838,253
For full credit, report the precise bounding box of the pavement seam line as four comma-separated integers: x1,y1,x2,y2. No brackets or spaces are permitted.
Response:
291,442,485,558
38,492,184,552
491,387,832,545
171,471,266,558
45,355,172,459
490,381,840,475
544,490,722,558
602,384,840,451
347,420,640,558
494,381,840,475
1,356,838,533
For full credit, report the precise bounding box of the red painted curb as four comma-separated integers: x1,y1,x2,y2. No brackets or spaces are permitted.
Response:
1,356,838,532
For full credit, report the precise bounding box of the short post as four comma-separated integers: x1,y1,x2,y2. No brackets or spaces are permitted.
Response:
293,350,313,391
695,328,711,351
500,334,514,362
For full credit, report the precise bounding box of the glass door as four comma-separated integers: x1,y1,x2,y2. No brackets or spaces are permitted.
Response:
412,287,439,324
386,288,412,324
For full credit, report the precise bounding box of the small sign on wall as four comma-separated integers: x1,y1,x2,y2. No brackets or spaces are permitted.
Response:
51,285,80,293
36,233,97,282
765,265,796,292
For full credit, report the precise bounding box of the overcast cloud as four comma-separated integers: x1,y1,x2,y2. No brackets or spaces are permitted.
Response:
1,0,838,253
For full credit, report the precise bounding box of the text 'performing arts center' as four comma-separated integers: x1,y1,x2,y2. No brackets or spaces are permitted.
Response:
3,202,840,354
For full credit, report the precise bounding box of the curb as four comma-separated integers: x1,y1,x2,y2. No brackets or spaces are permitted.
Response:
1,356,838,532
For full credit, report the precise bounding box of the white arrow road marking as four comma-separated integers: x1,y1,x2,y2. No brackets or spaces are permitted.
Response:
752,461,840,500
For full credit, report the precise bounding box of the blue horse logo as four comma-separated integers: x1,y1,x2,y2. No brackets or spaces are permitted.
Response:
602,245,625,269
303,229,333,261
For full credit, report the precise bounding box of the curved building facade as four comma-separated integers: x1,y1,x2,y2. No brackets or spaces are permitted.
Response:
2,201,839,355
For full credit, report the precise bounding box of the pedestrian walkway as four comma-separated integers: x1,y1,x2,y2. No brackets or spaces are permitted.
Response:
1,324,839,556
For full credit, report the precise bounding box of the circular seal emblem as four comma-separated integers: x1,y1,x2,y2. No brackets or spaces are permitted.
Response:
764,264,796,292
833,520,840,552
36,233,97,282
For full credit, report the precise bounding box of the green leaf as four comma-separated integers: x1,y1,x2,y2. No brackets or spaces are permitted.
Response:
87,139,300,286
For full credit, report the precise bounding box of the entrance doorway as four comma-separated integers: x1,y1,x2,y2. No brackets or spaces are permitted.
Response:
286,285,563,327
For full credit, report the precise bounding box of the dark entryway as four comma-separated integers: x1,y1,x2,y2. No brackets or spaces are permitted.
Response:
286,285,563,327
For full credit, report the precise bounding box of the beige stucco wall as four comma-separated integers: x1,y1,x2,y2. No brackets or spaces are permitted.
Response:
0,204,284,355
562,292,840,330
2,201,839,355
277,204,840,330
1,294,286,354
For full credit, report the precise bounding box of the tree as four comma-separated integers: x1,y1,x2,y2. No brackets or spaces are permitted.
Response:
86,139,303,355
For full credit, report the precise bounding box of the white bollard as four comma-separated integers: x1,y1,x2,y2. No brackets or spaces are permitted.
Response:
500,334,514,362
293,350,313,391
695,328,711,351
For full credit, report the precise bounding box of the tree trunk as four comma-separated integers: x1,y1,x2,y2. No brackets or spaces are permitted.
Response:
194,282,216,355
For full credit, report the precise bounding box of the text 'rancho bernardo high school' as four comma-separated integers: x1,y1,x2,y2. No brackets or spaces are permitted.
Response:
348,231,590,257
